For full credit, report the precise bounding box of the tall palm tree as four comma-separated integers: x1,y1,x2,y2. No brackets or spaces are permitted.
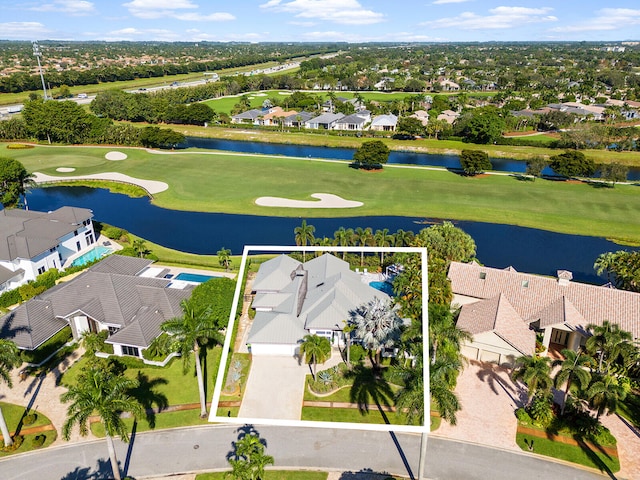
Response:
428,303,471,365
217,247,232,271
132,238,150,258
294,219,315,262
299,334,331,380
392,354,425,425
333,227,352,260
586,373,627,419
430,356,463,425
0,339,21,447
586,321,634,374
350,297,403,369
374,228,392,264
354,227,373,267
61,364,143,480
511,354,553,403
228,433,274,480
553,348,592,416
341,320,356,368
393,229,414,248
161,299,224,417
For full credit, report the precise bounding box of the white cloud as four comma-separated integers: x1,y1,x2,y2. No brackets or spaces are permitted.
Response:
424,6,557,30
432,0,472,4
550,8,640,32
104,27,182,41
260,0,384,25
122,0,234,21
0,22,51,38
31,0,95,15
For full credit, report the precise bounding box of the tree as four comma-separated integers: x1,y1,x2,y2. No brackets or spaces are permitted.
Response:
61,363,143,480
511,354,553,402
161,299,224,417
459,149,492,176
396,117,425,138
333,226,353,260
294,219,315,262
599,162,628,187
217,247,232,271
594,250,640,292
0,339,21,447
132,239,150,258
341,320,356,368
351,140,390,170
549,150,595,178
227,432,274,480
417,222,476,264
140,126,185,149
374,228,392,264
430,356,463,425
586,373,627,419
460,109,505,144
525,156,547,181
585,321,635,374
553,348,592,416
0,157,35,209
350,297,403,369
428,303,471,365
298,334,331,380
353,227,373,267
392,354,425,425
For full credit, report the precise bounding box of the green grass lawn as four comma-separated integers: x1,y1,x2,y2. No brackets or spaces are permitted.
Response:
9,142,640,244
196,471,329,480
90,409,211,437
515,432,620,474
0,402,57,457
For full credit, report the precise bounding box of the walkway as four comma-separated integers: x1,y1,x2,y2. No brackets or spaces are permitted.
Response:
600,413,640,480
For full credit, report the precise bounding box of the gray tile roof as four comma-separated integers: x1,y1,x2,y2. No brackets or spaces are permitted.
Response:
0,256,192,350
371,114,398,127
0,207,93,260
449,261,640,340
88,254,153,276
0,299,68,350
0,265,23,285
247,254,389,345
232,109,264,121
306,112,345,126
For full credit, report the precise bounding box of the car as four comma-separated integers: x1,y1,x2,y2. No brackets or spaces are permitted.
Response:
138,87,147,91
77,93,88,99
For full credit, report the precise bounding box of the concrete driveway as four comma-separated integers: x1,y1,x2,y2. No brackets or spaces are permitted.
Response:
239,350,342,420
434,359,528,451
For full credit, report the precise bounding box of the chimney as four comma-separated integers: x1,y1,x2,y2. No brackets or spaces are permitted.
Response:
557,270,573,286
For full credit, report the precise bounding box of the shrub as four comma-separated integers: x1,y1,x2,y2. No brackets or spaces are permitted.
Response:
23,413,37,426
0,288,22,309
102,226,128,240
349,344,366,364
6,143,34,149
18,283,46,302
515,408,532,424
1,435,23,451
527,392,554,427
32,434,46,448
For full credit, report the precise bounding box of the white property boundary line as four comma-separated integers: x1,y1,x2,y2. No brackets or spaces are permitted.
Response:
209,245,429,436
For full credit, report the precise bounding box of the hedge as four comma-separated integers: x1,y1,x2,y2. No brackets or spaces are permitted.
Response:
21,326,73,365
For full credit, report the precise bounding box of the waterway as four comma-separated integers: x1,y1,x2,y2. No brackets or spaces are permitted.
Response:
26,186,636,285
185,136,640,181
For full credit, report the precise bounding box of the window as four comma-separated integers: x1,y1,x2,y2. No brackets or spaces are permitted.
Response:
121,345,139,357
74,230,78,236
37,266,46,275
76,241,81,251
108,326,119,335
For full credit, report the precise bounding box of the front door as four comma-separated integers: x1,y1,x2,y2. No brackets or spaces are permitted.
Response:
550,329,568,346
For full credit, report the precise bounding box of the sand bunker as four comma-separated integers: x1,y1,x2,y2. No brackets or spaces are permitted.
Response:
255,193,363,209
32,172,168,195
105,151,127,161
56,167,76,172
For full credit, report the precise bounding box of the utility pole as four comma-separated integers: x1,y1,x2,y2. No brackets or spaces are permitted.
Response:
32,41,48,100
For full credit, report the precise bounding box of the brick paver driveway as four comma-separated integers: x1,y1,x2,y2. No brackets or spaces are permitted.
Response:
434,359,528,451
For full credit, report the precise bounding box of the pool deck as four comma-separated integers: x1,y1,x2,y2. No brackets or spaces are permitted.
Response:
157,265,236,280
64,234,123,267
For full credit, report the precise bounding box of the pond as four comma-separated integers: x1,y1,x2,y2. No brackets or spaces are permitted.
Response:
185,136,640,181
25,186,636,285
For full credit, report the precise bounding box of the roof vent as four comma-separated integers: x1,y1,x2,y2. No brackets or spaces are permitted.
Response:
557,270,573,286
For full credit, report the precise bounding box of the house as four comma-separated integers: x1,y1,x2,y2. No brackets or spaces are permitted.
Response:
0,207,96,293
437,109,460,124
333,111,371,131
0,255,193,358
283,111,314,128
246,254,390,356
370,114,398,132
260,107,297,127
231,109,264,125
439,80,460,91
305,112,345,130
409,110,429,127
448,261,640,366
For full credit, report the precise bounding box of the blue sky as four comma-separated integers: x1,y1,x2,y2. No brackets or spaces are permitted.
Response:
1,0,639,43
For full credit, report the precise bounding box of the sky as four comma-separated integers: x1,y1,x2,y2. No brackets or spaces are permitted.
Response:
1,0,640,43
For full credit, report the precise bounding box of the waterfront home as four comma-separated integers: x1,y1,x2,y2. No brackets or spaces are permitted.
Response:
449,261,640,366
247,254,389,356
0,207,96,293
305,112,345,130
370,114,398,132
333,111,371,131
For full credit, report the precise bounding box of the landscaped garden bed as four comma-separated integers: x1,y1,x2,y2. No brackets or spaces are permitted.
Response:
0,402,57,457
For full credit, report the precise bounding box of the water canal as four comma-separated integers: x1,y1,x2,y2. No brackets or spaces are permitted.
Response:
27,186,636,285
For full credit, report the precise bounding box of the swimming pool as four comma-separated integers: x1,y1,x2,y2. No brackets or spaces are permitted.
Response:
369,280,395,296
174,272,217,283
70,245,113,267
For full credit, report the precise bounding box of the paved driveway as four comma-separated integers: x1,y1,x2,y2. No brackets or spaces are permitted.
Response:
239,351,342,420
434,359,528,451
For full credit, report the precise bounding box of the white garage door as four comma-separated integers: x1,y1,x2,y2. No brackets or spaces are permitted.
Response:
249,343,297,356
480,350,501,364
461,345,479,360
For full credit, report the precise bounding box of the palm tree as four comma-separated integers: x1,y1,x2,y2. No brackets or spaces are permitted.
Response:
511,354,553,402
294,219,315,262
586,373,627,419
341,320,356,368
350,297,403,369
374,228,392,264
299,334,331,380
333,227,353,260
161,299,224,417
430,356,463,425
0,339,21,447
428,303,471,365
586,321,634,374
393,229,414,248
61,363,143,480
217,247,232,271
392,354,425,425
553,348,592,416
132,238,150,258
354,227,373,267
227,433,274,480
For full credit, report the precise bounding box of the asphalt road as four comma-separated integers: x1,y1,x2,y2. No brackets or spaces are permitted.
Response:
0,425,608,480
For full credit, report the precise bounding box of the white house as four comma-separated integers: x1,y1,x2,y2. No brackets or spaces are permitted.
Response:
247,254,390,356
0,207,96,293
370,114,398,132
333,111,371,131
305,112,345,130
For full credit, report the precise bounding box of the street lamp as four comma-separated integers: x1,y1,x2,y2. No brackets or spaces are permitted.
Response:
32,41,48,100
